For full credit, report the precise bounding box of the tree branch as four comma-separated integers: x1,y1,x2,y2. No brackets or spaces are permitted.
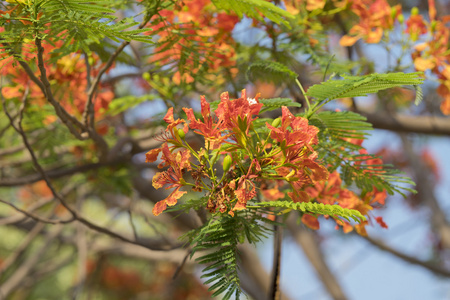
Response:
0,221,46,274
1,94,181,252
269,217,283,300
362,234,450,277
0,225,63,298
33,38,88,140
83,13,154,131
0,198,74,224
400,135,450,248
287,215,348,300
361,110,450,135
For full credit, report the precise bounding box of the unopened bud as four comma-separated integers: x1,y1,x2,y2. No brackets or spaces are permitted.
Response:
177,128,185,139
390,6,397,20
431,20,437,32
142,72,151,81
398,14,404,24
271,117,281,128
411,7,419,16
223,155,232,173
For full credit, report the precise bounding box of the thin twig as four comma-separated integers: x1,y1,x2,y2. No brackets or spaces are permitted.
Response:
0,225,63,298
72,194,88,300
1,87,180,252
128,200,139,241
0,198,74,224
34,38,87,139
362,234,450,277
0,198,52,226
83,13,154,130
287,215,348,300
172,249,192,280
269,217,283,300
0,221,46,274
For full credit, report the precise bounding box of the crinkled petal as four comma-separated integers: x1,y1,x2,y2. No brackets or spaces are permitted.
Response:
163,107,174,124
166,188,186,206
301,214,320,230
146,148,162,163
152,200,168,216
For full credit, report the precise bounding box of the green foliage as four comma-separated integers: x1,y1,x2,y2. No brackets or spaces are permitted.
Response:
307,72,425,103
414,85,423,105
259,98,302,111
211,0,294,27
310,111,416,196
256,201,366,223
1,0,155,59
310,111,372,142
181,211,274,300
108,94,158,116
247,61,298,85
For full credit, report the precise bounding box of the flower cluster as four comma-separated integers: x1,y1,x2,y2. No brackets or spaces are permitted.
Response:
407,0,450,114
147,0,239,85
147,91,387,233
147,90,326,216
340,0,401,46
0,38,113,120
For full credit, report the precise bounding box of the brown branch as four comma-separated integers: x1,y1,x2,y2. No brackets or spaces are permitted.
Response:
287,215,348,300
0,144,25,157
18,60,46,92
362,235,450,277
83,13,154,132
33,38,87,139
0,225,63,298
0,158,127,187
269,217,283,300
400,135,450,248
72,216,88,298
0,222,46,274
1,92,181,252
362,111,450,135
0,198,74,224
0,198,53,225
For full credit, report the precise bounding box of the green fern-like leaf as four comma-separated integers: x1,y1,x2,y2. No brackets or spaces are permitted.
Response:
182,210,274,300
307,72,425,103
257,201,367,223
211,0,294,27
308,110,415,196
310,111,372,140
247,61,297,85
191,216,242,300
414,85,423,105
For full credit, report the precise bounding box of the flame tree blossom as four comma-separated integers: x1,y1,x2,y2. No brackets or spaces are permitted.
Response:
146,90,387,232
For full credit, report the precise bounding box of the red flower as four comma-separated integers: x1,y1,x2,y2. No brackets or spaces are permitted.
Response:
301,214,320,230
215,90,263,135
233,176,257,211
266,107,319,160
150,144,191,216
183,96,227,149
375,216,388,229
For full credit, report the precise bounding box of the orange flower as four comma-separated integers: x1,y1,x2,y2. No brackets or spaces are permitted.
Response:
340,0,400,46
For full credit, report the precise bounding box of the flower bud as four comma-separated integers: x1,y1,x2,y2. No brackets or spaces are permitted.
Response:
397,14,404,24
177,128,185,140
223,155,232,173
390,6,397,21
142,72,151,81
411,7,419,16
271,117,281,128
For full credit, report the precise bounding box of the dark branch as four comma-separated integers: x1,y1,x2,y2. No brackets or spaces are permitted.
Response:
362,235,450,277
362,111,450,135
